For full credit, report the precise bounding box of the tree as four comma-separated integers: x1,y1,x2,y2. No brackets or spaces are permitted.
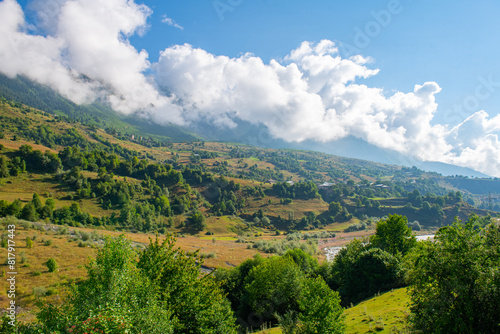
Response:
435,196,445,207
190,210,206,231
284,248,319,274
215,255,266,315
138,235,237,334
45,198,55,211
296,276,345,334
155,195,171,216
7,199,22,217
242,256,305,325
25,237,33,249
328,201,342,216
69,236,174,333
330,240,402,305
31,193,42,211
20,203,38,221
0,156,9,178
45,258,58,272
406,218,500,333
370,214,416,256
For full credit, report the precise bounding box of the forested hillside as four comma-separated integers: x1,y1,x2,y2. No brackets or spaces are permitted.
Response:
0,97,495,235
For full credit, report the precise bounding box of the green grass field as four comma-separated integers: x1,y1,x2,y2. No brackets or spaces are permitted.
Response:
254,288,410,334
344,288,410,333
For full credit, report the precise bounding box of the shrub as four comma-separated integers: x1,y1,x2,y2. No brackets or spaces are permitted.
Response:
25,237,34,249
45,258,58,272
20,251,27,264
252,239,318,255
21,221,32,229
344,223,367,233
202,252,217,259
33,286,48,297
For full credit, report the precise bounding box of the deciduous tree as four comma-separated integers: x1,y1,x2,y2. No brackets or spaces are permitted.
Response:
406,218,500,333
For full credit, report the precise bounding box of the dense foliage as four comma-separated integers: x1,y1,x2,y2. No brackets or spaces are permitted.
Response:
406,216,500,333
11,235,238,334
322,215,414,305
370,214,416,256
215,249,345,332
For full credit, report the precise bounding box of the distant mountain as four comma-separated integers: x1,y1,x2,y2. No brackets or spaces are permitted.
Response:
415,161,490,179
0,74,199,142
0,74,490,178
298,138,490,178
190,118,490,178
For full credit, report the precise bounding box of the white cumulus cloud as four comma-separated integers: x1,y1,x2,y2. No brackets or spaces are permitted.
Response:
0,0,172,113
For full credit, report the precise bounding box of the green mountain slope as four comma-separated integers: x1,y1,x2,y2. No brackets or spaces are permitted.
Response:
0,73,199,142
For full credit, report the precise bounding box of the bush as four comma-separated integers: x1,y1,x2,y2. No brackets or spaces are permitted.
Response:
344,223,366,233
190,210,206,231
201,252,217,259
21,221,32,229
20,251,27,264
252,239,318,255
233,256,344,332
45,258,58,272
25,237,34,248
409,220,421,231
33,286,48,298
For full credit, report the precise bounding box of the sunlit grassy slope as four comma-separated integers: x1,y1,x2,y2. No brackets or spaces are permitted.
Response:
253,288,410,334
344,287,410,333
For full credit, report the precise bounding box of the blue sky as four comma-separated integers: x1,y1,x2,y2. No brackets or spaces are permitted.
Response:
2,0,500,176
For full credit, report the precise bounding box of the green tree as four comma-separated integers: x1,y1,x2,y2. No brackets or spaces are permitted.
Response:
0,156,9,178
370,214,416,256
45,198,55,211
242,256,304,326
283,248,318,274
25,237,34,249
331,240,402,305
435,196,445,207
45,258,58,272
190,210,206,231
70,236,174,333
276,276,345,334
20,203,38,221
7,199,22,217
31,193,42,211
155,195,171,216
215,254,265,310
328,201,342,216
296,276,345,334
138,235,237,334
406,219,500,333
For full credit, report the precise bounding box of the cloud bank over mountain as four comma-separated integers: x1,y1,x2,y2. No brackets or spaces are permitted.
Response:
0,0,499,177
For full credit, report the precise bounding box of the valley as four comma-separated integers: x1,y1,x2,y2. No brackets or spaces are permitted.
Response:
0,92,498,332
